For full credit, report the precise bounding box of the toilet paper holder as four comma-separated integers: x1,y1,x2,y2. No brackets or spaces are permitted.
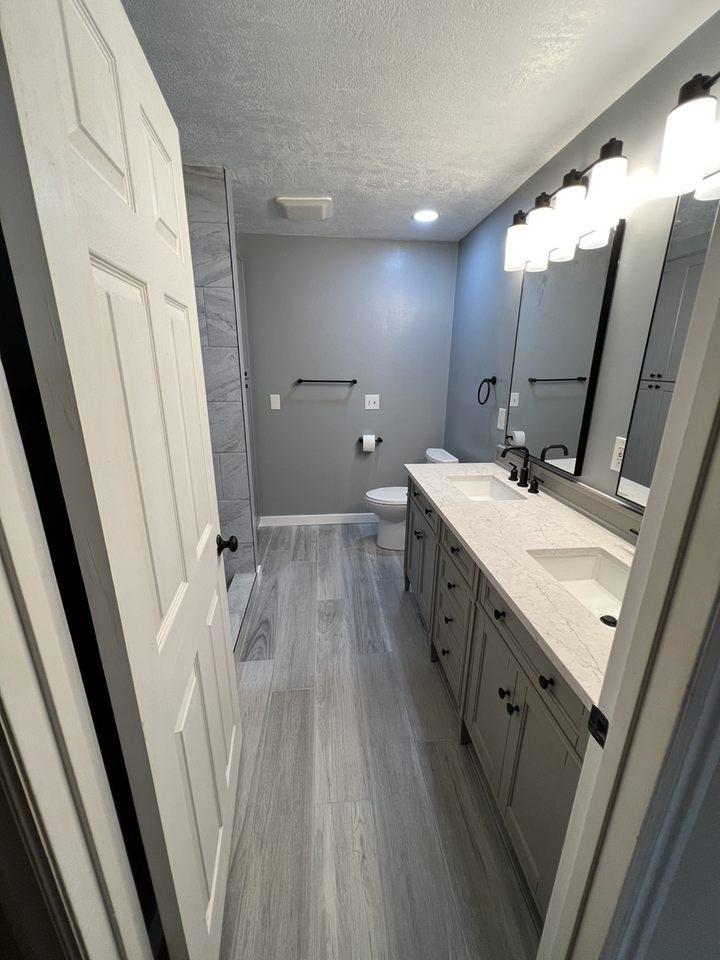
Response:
357,436,383,444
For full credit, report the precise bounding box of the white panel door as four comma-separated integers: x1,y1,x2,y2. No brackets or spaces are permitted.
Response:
0,1,241,958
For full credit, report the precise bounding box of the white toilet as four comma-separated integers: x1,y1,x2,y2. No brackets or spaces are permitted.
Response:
365,447,458,551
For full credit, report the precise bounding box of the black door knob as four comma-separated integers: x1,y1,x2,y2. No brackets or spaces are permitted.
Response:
441,648,450,656
216,533,238,556
498,687,511,700
506,703,519,715
538,675,555,690
493,608,505,621
444,616,453,624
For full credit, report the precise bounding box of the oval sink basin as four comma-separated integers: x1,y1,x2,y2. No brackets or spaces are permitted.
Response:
528,547,630,622
448,475,526,502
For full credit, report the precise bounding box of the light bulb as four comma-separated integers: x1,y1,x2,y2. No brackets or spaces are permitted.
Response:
695,121,720,201
412,209,439,222
658,76,717,197
504,211,529,272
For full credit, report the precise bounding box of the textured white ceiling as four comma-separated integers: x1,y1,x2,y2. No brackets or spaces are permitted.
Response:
123,0,717,241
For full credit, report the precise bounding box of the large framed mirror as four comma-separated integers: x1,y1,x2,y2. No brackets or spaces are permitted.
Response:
617,194,719,509
505,225,623,476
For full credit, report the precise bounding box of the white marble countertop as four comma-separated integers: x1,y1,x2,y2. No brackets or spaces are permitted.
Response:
405,462,634,707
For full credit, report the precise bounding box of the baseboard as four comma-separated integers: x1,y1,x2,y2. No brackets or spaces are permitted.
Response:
259,512,377,527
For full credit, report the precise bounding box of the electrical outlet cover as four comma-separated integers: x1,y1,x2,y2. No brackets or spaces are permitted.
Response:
365,394,380,410
270,393,281,410
497,407,507,430
611,436,626,472
510,392,520,407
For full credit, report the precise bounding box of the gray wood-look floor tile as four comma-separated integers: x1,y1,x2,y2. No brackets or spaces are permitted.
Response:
311,800,389,960
237,567,280,661
315,601,369,804
417,740,541,960
377,579,460,742
317,525,344,601
273,560,318,690
292,524,319,561
342,548,390,654
227,689,314,960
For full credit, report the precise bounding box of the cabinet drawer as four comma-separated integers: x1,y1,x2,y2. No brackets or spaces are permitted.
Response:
436,549,473,632
409,483,439,533
481,579,587,747
439,524,476,589
433,594,466,704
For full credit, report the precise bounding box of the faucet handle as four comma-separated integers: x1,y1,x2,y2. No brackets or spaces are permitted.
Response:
509,464,518,481
528,476,544,494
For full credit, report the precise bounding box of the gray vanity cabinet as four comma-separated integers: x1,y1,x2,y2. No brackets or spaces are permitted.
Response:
406,498,438,626
464,608,518,796
499,675,583,916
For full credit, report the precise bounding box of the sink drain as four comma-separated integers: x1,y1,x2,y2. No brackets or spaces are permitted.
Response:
600,614,618,627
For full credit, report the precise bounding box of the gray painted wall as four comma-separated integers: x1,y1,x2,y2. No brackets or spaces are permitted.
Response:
184,165,255,580
235,234,457,516
444,11,720,497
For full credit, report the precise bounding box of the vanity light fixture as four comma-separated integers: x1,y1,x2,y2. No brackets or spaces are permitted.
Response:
658,73,719,197
412,208,439,223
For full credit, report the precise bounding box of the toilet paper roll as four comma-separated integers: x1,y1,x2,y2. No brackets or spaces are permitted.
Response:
362,434,376,452
511,429,526,446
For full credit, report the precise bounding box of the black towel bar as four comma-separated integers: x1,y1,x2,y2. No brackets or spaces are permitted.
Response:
528,376,587,384
296,378,357,385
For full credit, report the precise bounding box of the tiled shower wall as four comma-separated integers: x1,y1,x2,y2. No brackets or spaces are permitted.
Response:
184,165,255,584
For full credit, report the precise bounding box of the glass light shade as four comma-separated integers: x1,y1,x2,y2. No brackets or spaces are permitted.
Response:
525,249,549,272
695,122,720,201
504,222,529,271
549,183,585,262
526,204,557,249
657,95,717,197
549,240,576,263
586,155,627,226
579,224,611,250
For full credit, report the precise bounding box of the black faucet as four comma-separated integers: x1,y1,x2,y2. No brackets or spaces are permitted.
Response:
501,445,530,487
540,443,569,461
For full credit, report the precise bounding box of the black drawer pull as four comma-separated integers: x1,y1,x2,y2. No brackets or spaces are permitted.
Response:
441,648,450,656
539,675,555,690
450,546,460,555
444,616,453,624
414,530,424,541
447,581,456,590
425,507,432,515
413,490,420,497
506,702,519,715
498,687,511,700
493,608,505,621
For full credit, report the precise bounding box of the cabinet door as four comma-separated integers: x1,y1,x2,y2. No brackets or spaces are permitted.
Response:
642,251,705,381
623,381,662,487
406,502,425,596
499,677,582,916
464,612,517,796
417,521,438,625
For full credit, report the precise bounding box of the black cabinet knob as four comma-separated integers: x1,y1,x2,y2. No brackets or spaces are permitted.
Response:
498,687,511,700
447,581,456,590
444,616,453,624
538,675,555,690
425,507,432,515
506,702,519,715
414,530,424,541
493,608,505,621
216,533,238,556
441,648,450,657
450,546,460,554
413,490,420,497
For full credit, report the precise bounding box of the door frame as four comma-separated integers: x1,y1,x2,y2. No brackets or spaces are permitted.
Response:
539,198,720,957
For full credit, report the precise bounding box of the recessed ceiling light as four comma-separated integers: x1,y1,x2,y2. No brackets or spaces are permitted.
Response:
412,209,439,223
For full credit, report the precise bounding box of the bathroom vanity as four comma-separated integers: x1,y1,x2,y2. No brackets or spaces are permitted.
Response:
404,462,633,916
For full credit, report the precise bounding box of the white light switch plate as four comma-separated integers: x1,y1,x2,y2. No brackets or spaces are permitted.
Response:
365,394,380,410
510,392,519,407
611,436,626,472
497,407,507,430
270,393,281,410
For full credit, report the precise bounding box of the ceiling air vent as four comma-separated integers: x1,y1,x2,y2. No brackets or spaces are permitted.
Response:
275,196,333,220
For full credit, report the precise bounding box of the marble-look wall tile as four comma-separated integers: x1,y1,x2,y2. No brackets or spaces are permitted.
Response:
222,541,256,582
219,498,253,541
189,221,232,287
184,166,226,223
208,401,245,453
195,286,208,346
202,346,242,402
205,287,237,346
213,453,223,499
220,452,250,500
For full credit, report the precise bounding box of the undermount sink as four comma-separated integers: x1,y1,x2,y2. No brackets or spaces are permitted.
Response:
528,547,630,623
448,475,526,502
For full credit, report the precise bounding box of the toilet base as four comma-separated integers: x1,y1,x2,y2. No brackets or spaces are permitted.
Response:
377,517,406,551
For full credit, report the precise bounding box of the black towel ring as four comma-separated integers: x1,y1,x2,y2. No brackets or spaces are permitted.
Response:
477,376,497,405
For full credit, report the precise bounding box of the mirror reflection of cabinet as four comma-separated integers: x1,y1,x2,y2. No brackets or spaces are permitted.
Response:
618,195,718,508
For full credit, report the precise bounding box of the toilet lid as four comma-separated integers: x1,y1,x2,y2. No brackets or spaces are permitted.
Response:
365,486,407,505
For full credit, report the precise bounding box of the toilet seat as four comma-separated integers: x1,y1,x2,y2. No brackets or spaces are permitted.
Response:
365,486,407,506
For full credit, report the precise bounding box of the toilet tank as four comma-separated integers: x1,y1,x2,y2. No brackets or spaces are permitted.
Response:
425,448,459,464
